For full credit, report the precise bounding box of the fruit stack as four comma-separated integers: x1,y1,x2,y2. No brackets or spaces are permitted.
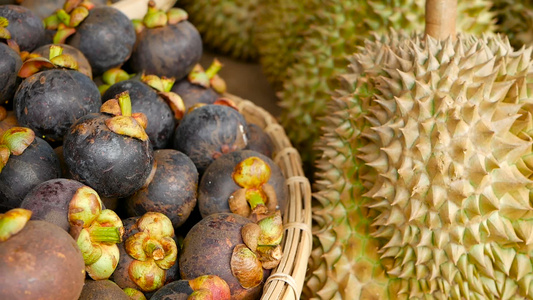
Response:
0,0,312,299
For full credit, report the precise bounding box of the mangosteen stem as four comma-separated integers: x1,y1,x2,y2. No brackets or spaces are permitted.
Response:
205,59,222,80
144,239,165,260
56,9,71,26
247,190,267,211
89,226,122,244
117,91,132,117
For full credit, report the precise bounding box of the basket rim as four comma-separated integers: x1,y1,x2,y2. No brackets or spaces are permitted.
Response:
227,94,313,300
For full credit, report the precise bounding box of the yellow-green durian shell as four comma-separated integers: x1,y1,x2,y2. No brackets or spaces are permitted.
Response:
272,0,496,169
308,30,533,299
176,0,258,60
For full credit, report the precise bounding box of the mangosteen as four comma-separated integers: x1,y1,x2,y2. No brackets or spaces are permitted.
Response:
65,5,136,76
0,5,44,52
79,279,130,300
14,45,101,143
63,91,155,198
0,208,86,299
170,59,226,111
102,77,178,149
128,3,202,81
245,123,275,158
179,212,270,300
125,149,198,229
0,43,22,107
31,43,92,79
111,212,179,296
21,181,125,280
150,275,231,300
198,150,287,220
0,127,61,212
20,178,86,231
172,104,249,175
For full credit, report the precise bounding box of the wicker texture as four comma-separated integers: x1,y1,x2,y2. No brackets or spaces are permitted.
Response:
228,94,313,300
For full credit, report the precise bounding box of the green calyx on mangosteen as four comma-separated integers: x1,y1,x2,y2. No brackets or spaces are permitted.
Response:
44,0,92,44
124,212,178,292
69,185,124,280
0,208,86,299
229,156,279,220
123,287,147,300
188,59,226,94
141,73,186,120
98,67,135,95
101,91,149,141
0,126,34,173
18,44,79,78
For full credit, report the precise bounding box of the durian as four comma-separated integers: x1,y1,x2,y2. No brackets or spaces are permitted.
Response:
492,0,533,50
307,21,533,300
266,0,496,169
176,0,259,60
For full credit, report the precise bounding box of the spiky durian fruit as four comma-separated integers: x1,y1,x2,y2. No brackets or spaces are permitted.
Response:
307,30,533,299
176,0,258,60
272,0,495,169
492,0,533,50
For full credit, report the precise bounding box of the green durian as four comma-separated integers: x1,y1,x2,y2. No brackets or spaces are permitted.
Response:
266,0,496,170
308,29,533,299
492,0,533,50
176,0,259,60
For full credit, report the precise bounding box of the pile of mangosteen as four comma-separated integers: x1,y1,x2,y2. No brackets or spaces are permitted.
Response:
0,0,286,299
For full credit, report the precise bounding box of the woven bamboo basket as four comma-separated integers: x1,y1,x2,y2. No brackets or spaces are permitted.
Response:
226,94,313,300
112,2,313,298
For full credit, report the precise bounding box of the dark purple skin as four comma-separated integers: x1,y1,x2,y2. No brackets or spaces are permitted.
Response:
67,6,136,76
0,136,61,212
32,43,93,79
0,5,45,52
198,150,287,219
149,280,192,300
19,178,87,231
170,77,219,111
0,43,21,108
78,279,130,300
245,123,274,158
129,20,202,81
14,69,101,143
172,104,249,175
63,113,155,198
102,79,175,149
179,212,269,300
111,216,179,298
125,149,198,229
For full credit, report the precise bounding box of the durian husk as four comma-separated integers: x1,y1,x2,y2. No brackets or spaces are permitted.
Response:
307,30,533,299
267,0,496,170
176,0,259,61
492,0,533,50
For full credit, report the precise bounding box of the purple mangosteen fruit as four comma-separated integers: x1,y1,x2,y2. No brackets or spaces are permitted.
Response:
14,45,101,143
0,208,86,299
102,76,180,149
172,103,249,175
179,212,277,300
150,275,231,300
0,42,22,107
129,3,202,81
112,212,179,296
0,5,44,52
170,59,227,111
0,127,61,212
64,5,136,76
21,181,125,280
198,150,287,220
125,149,198,229
63,91,155,198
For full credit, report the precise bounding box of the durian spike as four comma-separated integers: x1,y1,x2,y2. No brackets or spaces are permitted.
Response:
425,0,457,40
